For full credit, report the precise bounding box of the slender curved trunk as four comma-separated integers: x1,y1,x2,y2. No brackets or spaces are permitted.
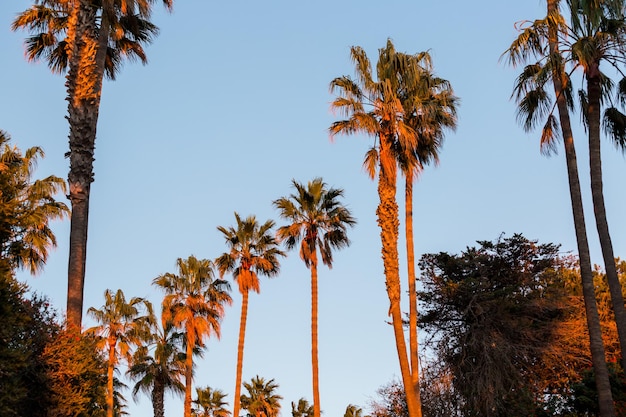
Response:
233,290,250,417
587,67,626,372
404,178,422,417
107,337,116,417
311,252,320,417
547,4,615,414
152,379,165,417
377,133,419,417
184,324,194,417
66,0,110,330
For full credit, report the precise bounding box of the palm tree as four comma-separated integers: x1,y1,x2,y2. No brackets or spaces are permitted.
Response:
193,386,231,417
240,376,282,417
329,40,423,417
505,2,624,414
568,0,626,375
395,55,458,405
343,405,368,417
153,255,232,417
291,398,313,417
127,309,186,417
273,178,355,417
215,213,285,417
0,130,68,276
86,288,153,417
12,0,173,330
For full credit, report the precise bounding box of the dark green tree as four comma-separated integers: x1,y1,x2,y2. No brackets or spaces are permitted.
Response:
0,274,58,417
417,234,578,416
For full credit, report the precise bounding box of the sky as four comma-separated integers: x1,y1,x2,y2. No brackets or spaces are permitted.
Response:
1,1,626,416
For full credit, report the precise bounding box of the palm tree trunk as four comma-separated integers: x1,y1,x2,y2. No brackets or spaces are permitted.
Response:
311,253,321,417
64,0,98,330
585,72,618,417
233,290,250,417
547,7,614,411
404,178,422,417
152,379,165,417
65,0,109,330
107,338,116,417
587,70,626,373
185,325,194,417
376,134,420,417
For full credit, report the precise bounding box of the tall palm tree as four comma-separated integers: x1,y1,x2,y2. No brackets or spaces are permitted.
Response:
12,0,173,330
395,55,458,406
0,130,68,276
273,178,355,417
193,386,231,417
215,213,285,417
291,398,314,417
329,40,423,417
505,2,625,414
240,376,282,417
568,0,626,374
86,288,153,417
153,255,232,417
127,308,186,417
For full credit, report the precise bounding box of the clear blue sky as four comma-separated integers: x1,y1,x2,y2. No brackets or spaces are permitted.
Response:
2,1,625,416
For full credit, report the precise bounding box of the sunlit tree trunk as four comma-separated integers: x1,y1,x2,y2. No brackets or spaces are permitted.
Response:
66,0,110,330
233,289,250,417
404,178,422,417
376,133,420,417
184,323,194,417
107,337,116,417
311,251,320,417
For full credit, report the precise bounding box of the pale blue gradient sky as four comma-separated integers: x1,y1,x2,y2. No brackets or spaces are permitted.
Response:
1,1,625,417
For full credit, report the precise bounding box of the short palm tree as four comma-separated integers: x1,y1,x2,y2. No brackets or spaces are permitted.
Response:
153,255,232,417
240,376,282,417
0,130,68,276
12,0,172,330
343,404,368,417
329,40,424,417
215,213,285,417
273,178,355,417
291,398,314,417
127,308,185,417
192,386,231,417
86,288,153,417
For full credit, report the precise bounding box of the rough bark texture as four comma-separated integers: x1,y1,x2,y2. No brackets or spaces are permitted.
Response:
233,290,249,417
65,0,109,330
311,253,320,417
152,380,165,417
404,179,422,417
376,134,420,417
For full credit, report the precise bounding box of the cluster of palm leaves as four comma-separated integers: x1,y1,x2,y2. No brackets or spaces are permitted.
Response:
85,177,355,417
504,1,626,416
